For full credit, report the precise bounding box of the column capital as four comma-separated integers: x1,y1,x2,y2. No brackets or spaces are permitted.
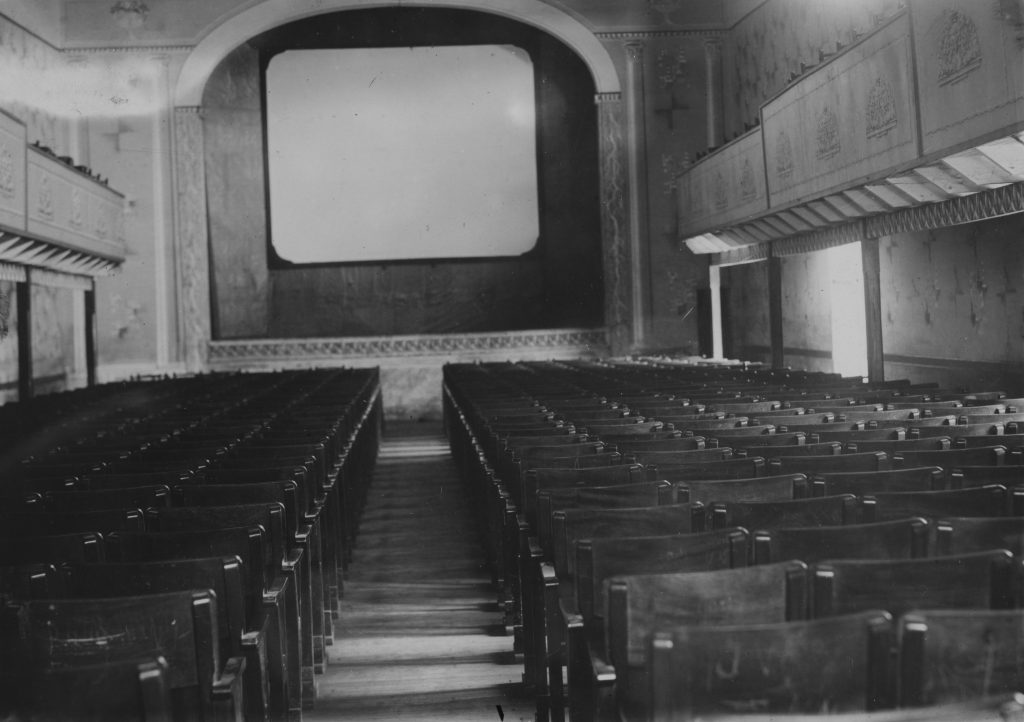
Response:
625,42,645,64
595,91,622,105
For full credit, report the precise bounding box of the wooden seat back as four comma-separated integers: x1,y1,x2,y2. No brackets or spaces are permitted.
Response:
900,609,1024,707
812,550,1019,618
675,473,810,505
606,561,808,717
552,503,704,576
649,610,894,717
861,485,1009,523
753,518,930,564
710,494,858,531
812,467,945,497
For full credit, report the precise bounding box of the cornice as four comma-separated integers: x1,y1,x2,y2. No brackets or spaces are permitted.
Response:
595,28,726,40
62,45,194,55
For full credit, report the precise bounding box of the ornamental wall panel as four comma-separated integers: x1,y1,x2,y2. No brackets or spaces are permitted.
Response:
910,0,1024,157
0,112,26,234
677,127,767,237
761,12,917,208
26,147,125,261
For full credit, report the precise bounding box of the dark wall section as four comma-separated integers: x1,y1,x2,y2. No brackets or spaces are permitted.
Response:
203,8,603,339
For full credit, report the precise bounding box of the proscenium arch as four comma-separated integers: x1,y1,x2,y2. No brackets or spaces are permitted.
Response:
175,0,621,105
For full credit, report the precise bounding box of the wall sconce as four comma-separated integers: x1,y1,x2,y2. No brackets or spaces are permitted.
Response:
110,0,149,31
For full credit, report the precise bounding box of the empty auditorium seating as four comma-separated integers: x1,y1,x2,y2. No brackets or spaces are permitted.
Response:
443,358,1024,722
0,368,383,722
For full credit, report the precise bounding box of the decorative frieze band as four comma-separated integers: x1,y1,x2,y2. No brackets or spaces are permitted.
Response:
772,220,866,256
30,268,93,290
865,182,1024,238
208,329,610,363
0,262,26,283
595,29,725,40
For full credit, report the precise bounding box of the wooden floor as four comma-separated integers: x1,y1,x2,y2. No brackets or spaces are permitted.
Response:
307,421,535,721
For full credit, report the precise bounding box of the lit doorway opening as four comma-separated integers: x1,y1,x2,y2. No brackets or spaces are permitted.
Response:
827,242,868,378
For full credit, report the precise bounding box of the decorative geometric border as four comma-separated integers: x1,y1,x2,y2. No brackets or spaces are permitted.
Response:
772,220,865,256
0,262,26,283
31,268,93,290
712,243,769,267
208,328,610,363
865,182,1024,238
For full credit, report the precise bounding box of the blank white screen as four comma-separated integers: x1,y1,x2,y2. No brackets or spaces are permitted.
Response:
265,45,539,264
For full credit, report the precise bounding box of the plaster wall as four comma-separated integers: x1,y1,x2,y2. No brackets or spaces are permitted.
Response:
780,251,832,373
880,215,1024,393
721,260,769,363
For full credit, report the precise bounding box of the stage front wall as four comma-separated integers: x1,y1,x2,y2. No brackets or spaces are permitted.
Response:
203,8,604,340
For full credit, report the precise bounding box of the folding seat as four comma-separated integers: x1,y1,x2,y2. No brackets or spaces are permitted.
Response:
599,562,808,722
18,656,173,722
555,528,748,722
44,484,172,512
709,494,857,530
753,517,930,564
675,473,810,505
107,527,300,717
900,610,1024,708
65,556,274,721
146,503,318,701
647,611,894,718
770,451,889,475
861,485,1009,522
811,467,946,496
812,550,1019,618
2,590,245,722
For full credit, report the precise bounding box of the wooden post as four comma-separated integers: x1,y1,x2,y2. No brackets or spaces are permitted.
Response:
862,237,885,383
85,281,97,387
17,268,32,400
768,250,784,369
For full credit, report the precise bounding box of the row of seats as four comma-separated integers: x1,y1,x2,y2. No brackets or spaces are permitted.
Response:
443,358,1024,722
0,368,383,722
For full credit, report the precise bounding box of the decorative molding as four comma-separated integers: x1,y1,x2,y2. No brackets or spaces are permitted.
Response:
36,175,53,219
739,158,756,201
62,45,194,55
656,48,688,88
594,30,725,40
661,153,689,196
865,182,1024,238
595,92,623,104
937,9,982,87
771,221,865,257
815,105,841,160
31,268,92,290
0,263,26,283
596,96,632,355
712,170,728,210
0,143,14,199
172,106,211,372
208,329,610,363
69,187,83,229
775,130,794,179
866,75,898,139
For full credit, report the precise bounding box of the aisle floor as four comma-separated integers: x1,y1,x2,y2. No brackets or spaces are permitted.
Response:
306,421,534,722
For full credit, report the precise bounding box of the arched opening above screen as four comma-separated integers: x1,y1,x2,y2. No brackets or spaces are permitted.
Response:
264,44,540,264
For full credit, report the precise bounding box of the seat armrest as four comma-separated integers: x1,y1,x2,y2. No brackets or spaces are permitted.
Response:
212,655,247,722
281,548,303,573
240,631,270,722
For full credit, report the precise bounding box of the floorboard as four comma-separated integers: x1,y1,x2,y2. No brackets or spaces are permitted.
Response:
307,421,534,721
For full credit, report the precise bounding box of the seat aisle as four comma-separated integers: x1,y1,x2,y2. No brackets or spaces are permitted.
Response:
307,421,533,722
